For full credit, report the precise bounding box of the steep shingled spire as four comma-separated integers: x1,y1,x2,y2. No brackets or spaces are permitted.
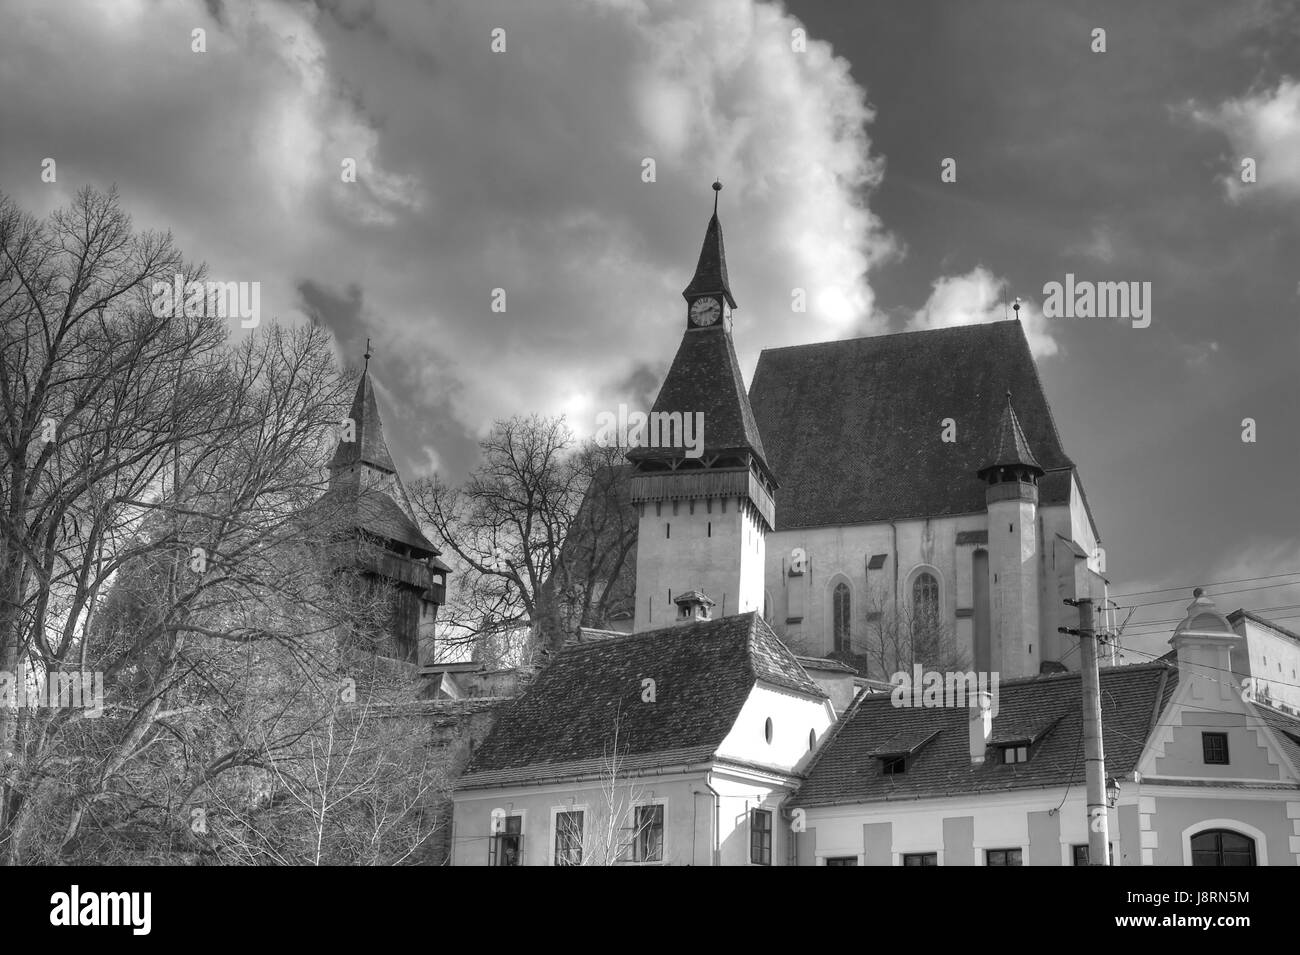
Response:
629,186,770,475
681,181,737,309
330,362,397,476
977,391,1043,482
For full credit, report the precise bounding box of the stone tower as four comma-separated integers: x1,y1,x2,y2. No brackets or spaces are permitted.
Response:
628,183,777,631
976,392,1043,678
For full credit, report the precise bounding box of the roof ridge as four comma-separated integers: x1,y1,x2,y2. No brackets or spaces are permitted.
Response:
755,319,1024,357
841,660,1173,698
557,610,759,657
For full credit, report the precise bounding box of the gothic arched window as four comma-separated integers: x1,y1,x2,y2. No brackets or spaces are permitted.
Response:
832,582,851,653
913,572,940,626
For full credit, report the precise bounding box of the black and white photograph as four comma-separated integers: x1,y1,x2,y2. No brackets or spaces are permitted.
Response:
0,0,1296,934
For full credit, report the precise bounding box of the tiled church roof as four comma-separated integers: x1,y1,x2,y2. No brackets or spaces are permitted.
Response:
458,612,824,788
749,321,1076,529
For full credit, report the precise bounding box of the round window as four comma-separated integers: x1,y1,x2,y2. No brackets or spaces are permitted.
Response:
764,717,773,744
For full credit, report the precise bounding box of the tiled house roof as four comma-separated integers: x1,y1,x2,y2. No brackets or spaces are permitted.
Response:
458,612,824,788
748,321,1079,529
1250,703,1300,770
792,662,1175,808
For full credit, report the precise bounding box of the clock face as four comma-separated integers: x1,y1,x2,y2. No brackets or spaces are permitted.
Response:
689,297,721,326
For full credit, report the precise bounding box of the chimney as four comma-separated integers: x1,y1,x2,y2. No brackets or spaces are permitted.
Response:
1170,589,1241,705
673,590,715,625
969,689,993,764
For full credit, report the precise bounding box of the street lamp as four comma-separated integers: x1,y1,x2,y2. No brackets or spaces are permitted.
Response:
1106,776,1120,808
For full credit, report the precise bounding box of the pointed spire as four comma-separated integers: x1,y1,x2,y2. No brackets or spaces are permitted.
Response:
977,391,1042,482
330,352,397,476
682,181,737,309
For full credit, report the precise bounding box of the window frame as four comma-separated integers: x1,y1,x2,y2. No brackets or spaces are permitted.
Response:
750,808,773,866
1190,828,1256,867
1000,743,1030,764
910,569,942,626
985,847,1023,867
831,580,852,654
490,813,524,866
552,807,587,867
630,802,665,864
1202,731,1230,765
902,852,938,867
881,755,907,775
1071,843,1115,866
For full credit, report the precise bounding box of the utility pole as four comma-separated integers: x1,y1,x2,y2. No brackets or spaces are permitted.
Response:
1061,597,1109,865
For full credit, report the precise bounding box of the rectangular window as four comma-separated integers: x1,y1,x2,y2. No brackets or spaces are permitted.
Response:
1000,744,1029,764
825,856,858,866
986,848,1022,866
750,809,772,866
902,852,937,866
1202,732,1229,765
881,756,906,775
555,810,584,866
1072,843,1115,866
633,804,664,863
491,814,522,866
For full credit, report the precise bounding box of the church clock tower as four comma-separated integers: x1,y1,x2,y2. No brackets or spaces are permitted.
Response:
628,182,777,631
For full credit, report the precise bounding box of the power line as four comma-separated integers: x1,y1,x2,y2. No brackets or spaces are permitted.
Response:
1117,642,1300,694
1108,571,1300,600
1113,580,1300,611
1119,605,1300,636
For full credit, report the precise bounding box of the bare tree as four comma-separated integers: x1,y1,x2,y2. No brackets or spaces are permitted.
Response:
0,187,448,864
782,583,969,683
409,418,636,660
853,586,970,680
198,653,452,866
550,710,658,867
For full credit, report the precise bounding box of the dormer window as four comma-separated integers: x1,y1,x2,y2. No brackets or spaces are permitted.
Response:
873,730,938,777
1000,744,1029,765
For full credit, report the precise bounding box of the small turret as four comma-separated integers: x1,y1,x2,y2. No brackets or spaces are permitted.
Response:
674,590,716,624
978,392,1044,505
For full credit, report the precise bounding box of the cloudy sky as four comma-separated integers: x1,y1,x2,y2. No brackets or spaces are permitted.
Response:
1,0,1296,656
